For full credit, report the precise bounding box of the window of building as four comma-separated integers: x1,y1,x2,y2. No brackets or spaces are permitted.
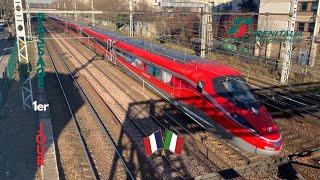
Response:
308,23,315,32
298,23,305,31
300,2,308,11
312,2,318,12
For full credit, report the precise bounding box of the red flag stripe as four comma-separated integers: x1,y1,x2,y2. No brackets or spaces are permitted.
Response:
143,137,152,156
174,136,184,155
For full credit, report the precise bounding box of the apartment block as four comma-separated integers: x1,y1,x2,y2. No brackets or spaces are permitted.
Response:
259,0,320,66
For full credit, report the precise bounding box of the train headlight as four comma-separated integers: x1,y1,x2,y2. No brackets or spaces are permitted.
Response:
274,140,281,147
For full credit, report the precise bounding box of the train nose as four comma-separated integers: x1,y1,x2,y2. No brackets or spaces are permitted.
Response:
256,132,283,155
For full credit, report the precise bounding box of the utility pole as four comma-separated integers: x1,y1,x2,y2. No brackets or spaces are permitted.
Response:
91,1,95,26
309,3,320,67
58,3,60,17
64,2,66,18
200,4,208,58
74,2,77,21
26,0,32,40
129,0,134,36
158,1,209,58
14,0,33,110
280,0,298,83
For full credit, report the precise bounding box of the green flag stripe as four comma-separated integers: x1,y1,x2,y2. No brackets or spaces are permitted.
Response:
164,130,173,149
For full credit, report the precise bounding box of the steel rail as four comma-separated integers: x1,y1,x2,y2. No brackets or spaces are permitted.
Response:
45,31,135,180
44,40,98,180
46,26,186,178
62,26,251,167
98,59,251,165
65,24,251,166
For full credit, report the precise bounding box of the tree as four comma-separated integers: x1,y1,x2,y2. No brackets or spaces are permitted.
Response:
238,0,258,12
0,0,16,36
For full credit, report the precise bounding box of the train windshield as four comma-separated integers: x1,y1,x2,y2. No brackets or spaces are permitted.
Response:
212,76,261,110
221,79,256,104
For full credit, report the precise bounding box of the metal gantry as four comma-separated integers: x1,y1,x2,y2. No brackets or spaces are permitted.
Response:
159,1,213,58
14,0,33,110
129,0,134,37
26,0,32,40
280,0,298,83
91,1,95,26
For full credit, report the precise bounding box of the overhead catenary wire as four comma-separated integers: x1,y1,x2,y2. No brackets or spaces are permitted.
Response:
48,16,320,166
64,13,320,83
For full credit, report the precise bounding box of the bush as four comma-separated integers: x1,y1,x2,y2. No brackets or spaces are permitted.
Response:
18,60,30,83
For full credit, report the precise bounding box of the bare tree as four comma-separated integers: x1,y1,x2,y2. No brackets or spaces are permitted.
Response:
254,16,277,60
0,0,16,36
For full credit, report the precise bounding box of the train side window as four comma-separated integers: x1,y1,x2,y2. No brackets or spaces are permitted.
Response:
162,71,172,84
132,58,144,70
154,68,162,80
115,49,126,59
146,64,152,75
146,64,161,79
82,32,88,37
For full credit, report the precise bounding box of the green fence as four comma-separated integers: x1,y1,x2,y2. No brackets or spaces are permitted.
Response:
221,42,253,54
0,44,18,107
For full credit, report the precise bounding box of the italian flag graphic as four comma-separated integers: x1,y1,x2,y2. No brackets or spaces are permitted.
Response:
163,130,184,155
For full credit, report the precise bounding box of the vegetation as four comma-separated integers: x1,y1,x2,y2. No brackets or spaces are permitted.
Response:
18,60,30,83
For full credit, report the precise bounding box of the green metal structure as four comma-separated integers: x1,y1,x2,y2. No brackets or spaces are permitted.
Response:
0,44,18,106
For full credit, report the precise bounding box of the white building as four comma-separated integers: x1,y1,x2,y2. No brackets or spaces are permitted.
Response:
258,0,320,66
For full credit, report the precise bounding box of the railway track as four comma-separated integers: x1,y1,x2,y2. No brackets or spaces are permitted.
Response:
43,19,261,178
45,18,320,179
246,75,320,156
249,76,320,119
45,23,210,179
44,28,135,179
47,17,277,169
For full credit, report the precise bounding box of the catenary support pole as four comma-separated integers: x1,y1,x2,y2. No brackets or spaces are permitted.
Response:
14,0,33,109
280,0,298,83
129,0,134,36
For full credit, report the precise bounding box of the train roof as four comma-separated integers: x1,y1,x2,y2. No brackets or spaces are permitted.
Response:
51,15,240,77
52,16,209,63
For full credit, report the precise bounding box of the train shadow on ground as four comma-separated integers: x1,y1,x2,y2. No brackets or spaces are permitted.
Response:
46,69,320,179
44,72,156,179
0,76,38,180
122,98,244,179
2,70,319,179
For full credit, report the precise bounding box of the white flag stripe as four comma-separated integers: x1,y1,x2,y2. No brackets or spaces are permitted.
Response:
169,133,178,152
149,133,158,153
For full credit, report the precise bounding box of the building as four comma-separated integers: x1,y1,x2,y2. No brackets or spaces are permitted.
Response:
258,0,320,66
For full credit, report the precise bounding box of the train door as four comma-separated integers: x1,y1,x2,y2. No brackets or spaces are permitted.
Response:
107,39,116,65
173,77,182,98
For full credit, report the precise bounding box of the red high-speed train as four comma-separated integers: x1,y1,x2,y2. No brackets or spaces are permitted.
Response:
50,16,283,155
